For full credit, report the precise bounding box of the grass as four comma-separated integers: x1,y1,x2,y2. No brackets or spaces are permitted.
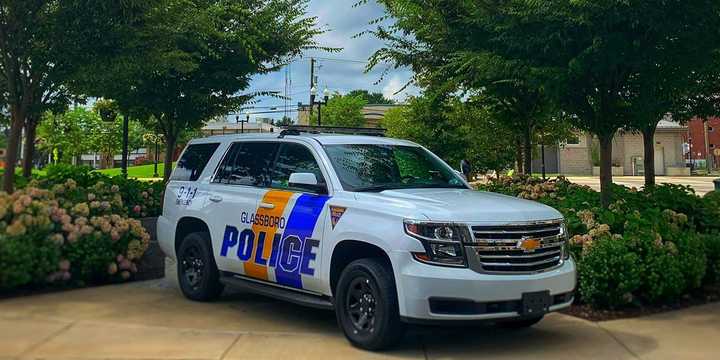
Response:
95,163,174,179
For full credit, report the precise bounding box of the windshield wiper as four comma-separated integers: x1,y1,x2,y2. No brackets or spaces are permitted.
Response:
353,184,401,192
353,183,467,192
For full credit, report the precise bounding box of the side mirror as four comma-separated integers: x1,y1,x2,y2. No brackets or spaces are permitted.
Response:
288,172,326,194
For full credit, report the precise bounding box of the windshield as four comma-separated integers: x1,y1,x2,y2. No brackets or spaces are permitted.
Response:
323,144,467,192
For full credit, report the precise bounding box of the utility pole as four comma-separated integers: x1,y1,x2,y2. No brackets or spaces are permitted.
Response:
704,120,712,172
309,58,315,124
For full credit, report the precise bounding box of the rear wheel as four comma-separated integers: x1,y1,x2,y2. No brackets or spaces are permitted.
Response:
335,258,405,350
496,315,544,329
177,232,223,301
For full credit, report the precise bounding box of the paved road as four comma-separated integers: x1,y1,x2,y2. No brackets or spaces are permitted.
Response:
566,176,718,196
1,261,718,359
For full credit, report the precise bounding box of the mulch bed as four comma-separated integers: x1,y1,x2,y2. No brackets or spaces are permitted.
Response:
561,284,720,321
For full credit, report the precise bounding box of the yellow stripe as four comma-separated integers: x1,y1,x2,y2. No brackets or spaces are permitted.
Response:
244,190,293,280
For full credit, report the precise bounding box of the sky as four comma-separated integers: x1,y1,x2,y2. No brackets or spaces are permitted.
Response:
230,0,419,123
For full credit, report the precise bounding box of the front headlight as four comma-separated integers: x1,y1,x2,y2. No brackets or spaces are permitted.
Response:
404,220,471,267
560,221,570,260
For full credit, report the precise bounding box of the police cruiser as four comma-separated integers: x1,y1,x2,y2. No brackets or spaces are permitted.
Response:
158,126,576,350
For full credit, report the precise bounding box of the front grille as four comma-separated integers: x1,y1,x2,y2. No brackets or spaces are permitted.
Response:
469,221,565,273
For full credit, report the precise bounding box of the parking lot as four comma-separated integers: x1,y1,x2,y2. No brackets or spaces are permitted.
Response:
1,260,718,360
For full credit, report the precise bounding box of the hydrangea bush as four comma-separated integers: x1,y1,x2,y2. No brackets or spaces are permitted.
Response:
477,175,720,309
0,179,151,291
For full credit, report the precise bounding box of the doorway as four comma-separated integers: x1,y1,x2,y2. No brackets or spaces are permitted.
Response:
654,147,665,175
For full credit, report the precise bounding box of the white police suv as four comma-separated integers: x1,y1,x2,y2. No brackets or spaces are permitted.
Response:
158,127,576,350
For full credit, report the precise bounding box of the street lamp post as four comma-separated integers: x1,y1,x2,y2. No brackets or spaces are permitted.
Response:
235,113,249,134
153,129,160,178
121,114,129,178
310,86,330,126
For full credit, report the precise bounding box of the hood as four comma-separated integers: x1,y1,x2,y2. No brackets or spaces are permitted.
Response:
356,188,562,223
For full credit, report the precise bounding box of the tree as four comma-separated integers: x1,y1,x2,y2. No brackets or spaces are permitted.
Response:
72,0,327,181
319,93,367,127
276,116,294,126
37,106,145,167
37,108,97,164
371,0,720,206
347,89,394,105
382,94,515,175
0,1,148,191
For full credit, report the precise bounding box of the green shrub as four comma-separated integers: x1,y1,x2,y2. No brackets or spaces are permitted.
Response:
578,235,643,308
703,233,720,284
36,164,164,218
482,175,719,309
0,183,151,291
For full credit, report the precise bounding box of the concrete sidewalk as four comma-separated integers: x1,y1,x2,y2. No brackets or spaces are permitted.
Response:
565,176,717,196
1,265,718,360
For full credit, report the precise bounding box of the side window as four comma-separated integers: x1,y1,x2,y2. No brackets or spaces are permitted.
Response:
271,143,326,190
171,143,220,181
213,142,278,187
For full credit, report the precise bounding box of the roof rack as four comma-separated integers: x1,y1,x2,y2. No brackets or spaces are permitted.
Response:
277,125,386,138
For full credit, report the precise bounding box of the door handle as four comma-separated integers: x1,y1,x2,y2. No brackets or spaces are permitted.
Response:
209,195,223,203
259,202,275,209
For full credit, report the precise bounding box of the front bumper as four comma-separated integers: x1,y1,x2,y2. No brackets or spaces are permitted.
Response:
391,251,576,322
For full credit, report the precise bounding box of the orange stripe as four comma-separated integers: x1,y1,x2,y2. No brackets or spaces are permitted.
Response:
244,190,293,279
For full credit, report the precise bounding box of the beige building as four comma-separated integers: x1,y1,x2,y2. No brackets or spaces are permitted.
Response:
558,120,689,176
297,104,401,128
201,121,279,136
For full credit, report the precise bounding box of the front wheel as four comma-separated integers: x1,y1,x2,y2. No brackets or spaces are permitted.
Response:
335,258,405,350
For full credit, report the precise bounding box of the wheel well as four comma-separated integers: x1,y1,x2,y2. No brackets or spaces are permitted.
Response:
330,240,392,296
175,217,211,253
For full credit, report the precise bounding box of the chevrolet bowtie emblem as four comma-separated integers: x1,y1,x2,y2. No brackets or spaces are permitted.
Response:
518,237,541,252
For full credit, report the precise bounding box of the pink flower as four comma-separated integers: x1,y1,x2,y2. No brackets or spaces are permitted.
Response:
116,254,125,262
133,205,141,213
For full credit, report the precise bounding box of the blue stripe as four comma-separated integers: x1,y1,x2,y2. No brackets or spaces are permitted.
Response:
275,194,329,288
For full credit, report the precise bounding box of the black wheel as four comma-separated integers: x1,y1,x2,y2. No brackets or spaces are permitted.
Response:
496,315,544,329
335,258,405,350
177,232,223,301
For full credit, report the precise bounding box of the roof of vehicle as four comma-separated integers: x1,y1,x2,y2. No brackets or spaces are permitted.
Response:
190,132,419,146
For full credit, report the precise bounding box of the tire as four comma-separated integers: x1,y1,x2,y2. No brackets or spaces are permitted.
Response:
496,315,544,329
177,232,224,301
335,258,405,350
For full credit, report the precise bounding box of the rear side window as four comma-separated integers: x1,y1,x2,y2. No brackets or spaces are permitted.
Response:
213,142,278,187
271,143,326,189
171,143,220,181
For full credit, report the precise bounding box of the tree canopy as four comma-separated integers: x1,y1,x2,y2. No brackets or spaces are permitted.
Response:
371,0,720,206
347,90,394,105
70,0,327,180
320,93,367,127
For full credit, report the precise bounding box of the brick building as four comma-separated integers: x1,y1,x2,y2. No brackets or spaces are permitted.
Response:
684,117,720,169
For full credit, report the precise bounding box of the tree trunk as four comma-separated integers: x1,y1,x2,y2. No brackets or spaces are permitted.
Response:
22,117,38,178
3,110,24,193
515,140,524,174
598,133,614,208
163,135,177,182
642,123,658,187
523,125,532,176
